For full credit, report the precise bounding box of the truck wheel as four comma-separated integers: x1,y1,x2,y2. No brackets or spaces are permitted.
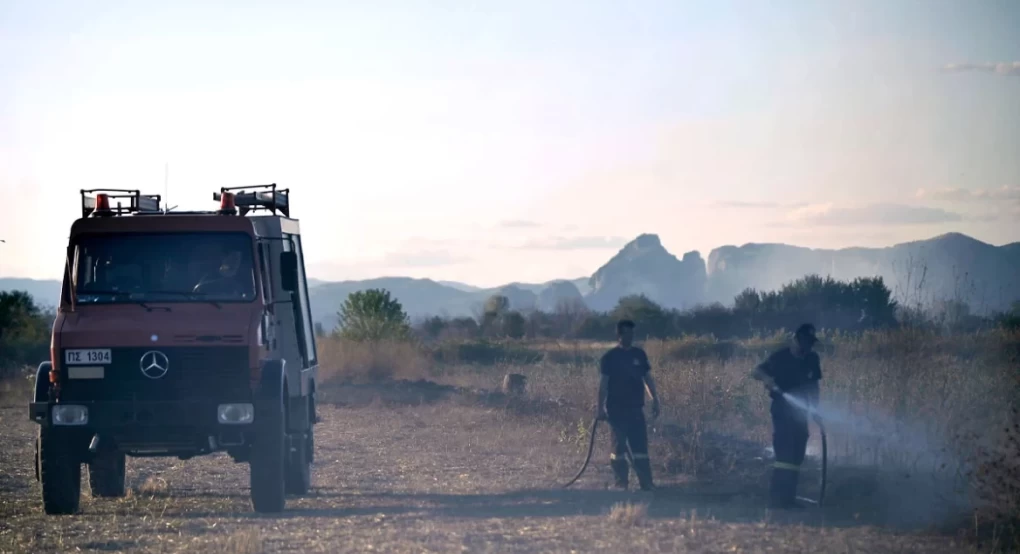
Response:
88,451,127,498
308,391,317,463
306,419,315,464
250,393,286,513
38,427,82,515
285,430,311,495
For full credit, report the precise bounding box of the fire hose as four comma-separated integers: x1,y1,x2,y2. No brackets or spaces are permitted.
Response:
561,414,827,507
796,418,827,507
561,417,599,488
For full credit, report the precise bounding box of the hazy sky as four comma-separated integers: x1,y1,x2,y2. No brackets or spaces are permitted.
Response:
2,0,1018,287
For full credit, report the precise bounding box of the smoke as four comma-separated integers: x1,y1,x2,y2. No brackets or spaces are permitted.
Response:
942,62,1020,76
779,391,973,528
782,392,955,470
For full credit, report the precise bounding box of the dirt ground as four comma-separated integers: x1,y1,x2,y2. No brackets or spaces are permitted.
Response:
0,385,976,554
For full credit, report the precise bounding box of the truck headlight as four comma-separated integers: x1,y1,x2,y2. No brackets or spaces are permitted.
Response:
52,405,88,426
217,403,254,424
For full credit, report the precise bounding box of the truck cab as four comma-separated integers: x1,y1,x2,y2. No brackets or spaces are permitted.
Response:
29,185,317,514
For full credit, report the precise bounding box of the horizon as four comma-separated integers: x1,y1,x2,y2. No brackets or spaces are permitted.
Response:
0,229,1013,290
1,2,1018,287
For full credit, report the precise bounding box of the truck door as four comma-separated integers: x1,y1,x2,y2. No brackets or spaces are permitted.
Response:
281,234,317,371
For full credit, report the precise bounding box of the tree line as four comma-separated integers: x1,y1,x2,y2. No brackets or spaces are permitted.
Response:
2,272,1018,374
329,274,1020,342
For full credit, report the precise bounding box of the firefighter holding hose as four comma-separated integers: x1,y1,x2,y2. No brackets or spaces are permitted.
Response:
750,323,823,509
597,319,660,491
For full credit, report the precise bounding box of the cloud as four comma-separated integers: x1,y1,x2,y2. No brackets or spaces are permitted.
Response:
381,250,470,267
916,186,1020,202
715,200,783,209
498,219,541,228
518,236,629,250
779,203,963,226
715,200,808,209
941,62,1020,76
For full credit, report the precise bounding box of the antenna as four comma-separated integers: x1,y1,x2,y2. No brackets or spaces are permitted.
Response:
164,162,169,214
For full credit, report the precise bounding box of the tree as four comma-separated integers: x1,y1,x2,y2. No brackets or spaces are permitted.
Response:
334,289,411,341
483,294,510,317
733,288,762,313
551,297,590,337
416,315,448,340
500,311,527,339
480,294,510,337
0,291,52,373
849,276,898,328
0,291,45,342
611,295,670,338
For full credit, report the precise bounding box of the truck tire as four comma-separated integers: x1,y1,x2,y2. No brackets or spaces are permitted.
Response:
38,427,82,515
284,429,311,495
250,392,286,513
88,451,127,498
306,418,315,464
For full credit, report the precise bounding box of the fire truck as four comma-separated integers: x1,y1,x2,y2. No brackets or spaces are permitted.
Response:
29,185,318,514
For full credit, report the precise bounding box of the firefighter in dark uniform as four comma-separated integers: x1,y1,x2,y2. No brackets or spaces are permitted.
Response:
750,323,822,509
597,319,661,491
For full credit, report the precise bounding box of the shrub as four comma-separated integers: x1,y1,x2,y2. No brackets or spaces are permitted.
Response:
334,288,412,342
0,291,53,378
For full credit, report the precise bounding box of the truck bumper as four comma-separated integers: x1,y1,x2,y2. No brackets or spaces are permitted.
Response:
30,400,256,456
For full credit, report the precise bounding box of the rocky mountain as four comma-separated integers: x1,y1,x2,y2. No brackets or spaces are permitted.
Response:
3,232,1018,326
705,233,1020,314
586,234,707,311
537,280,587,312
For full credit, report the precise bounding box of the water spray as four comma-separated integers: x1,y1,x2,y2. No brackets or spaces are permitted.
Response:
778,390,828,507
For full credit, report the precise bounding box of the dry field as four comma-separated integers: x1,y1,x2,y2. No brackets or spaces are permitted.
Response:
0,330,1016,553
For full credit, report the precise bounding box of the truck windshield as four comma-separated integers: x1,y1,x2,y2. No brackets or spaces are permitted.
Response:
72,232,257,304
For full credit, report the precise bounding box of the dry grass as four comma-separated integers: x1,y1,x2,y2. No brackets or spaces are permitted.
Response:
317,338,430,384
222,528,264,554
608,501,649,527
136,476,171,497
314,329,1020,545
0,328,1016,552
0,366,33,407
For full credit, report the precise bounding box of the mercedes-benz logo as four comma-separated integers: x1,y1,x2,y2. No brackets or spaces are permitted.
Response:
140,351,170,379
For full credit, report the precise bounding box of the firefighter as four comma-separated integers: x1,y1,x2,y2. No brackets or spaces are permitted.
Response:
596,319,660,491
750,323,823,509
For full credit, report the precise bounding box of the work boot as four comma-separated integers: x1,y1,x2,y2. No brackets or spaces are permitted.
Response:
787,470,803,508
769,468,798,509
632,457,654,491
610,457,629,490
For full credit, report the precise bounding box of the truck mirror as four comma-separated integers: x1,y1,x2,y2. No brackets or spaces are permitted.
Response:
280,251,299,292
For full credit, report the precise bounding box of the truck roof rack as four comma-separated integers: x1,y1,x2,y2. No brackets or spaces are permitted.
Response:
213,184,290,217
81,189,162,218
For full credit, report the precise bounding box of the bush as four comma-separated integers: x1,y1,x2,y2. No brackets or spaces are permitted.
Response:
0,291,52,379
334,288,412,342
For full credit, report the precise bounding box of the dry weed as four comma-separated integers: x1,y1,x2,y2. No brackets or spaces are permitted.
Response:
317,337,430,384
222,528,264,554
608,501,649,527
136,476,170,497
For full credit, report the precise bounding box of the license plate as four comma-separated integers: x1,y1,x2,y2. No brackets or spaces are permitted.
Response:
65,349,112,365
68,366,105,379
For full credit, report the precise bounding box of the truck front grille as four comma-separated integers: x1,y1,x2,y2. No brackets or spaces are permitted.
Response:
60,346,250,402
